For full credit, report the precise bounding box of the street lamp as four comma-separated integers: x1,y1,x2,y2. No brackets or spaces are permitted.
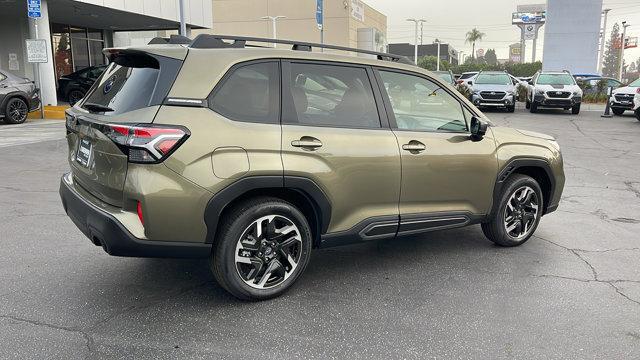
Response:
261,15,286,47
618,21,630,81
435,39,441,71
406,18,426,65
598,8,611,74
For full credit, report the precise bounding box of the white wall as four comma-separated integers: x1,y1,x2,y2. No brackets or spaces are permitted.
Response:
0,12,33,79
542,0,603,74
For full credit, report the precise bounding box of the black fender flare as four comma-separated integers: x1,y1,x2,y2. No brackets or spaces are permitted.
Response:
491,157,556,217
203,176,332,244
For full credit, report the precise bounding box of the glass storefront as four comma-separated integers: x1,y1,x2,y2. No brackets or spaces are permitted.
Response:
51,23,107,84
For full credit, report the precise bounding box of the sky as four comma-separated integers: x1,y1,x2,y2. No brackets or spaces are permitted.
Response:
365,0,640,66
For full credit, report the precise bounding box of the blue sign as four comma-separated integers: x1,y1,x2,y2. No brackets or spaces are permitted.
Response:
316,0,323,30
28,0,41,19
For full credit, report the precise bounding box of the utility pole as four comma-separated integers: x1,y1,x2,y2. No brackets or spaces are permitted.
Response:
420,21,424,45
407,18,426,65
618,21,630,81
598,8,611,74
436,39,441,71
179,0,186,36
261,15,287,47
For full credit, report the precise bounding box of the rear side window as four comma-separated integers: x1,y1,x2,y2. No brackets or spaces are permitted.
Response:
284,63,380,128
209,62,279,124
81,54,181,116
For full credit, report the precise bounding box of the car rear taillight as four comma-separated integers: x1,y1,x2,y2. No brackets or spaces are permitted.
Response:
137,201,144,225
102,124,189,163
636,88,640,94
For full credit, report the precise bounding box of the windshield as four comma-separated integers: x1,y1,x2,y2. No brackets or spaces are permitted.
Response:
475,73,511,85
537,74,575,85
434,72,453,83
629,78,640,87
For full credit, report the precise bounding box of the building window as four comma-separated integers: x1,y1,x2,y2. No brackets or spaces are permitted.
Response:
51,24,106,79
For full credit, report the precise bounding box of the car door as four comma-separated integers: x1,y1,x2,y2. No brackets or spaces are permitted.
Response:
280,61,401,243
374,68,498,235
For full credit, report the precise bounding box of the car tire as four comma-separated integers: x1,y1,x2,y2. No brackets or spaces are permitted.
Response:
571,103,581,115
525,99,531,109
66,89,85,106
507,105,515,113
612,108,625,116
210,197,313,300
529,101,538,113
635,108,640,121
3,97,29,124
481,174,544,247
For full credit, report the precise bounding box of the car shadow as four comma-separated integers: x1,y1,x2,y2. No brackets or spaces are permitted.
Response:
84,225,500,307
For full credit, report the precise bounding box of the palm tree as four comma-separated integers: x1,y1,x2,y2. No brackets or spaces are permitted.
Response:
466,28,485,60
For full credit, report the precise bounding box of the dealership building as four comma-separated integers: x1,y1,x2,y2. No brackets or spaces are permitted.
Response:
0,0,212,107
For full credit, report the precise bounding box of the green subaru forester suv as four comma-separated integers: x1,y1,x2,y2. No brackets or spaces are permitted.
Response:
59,35,564,300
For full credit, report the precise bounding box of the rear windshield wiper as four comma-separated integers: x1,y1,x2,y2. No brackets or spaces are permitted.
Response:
83,102,114,113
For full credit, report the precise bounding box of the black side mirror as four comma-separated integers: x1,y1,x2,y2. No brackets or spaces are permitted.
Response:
467,80,473,85
470,116,487,141
528,80,533,85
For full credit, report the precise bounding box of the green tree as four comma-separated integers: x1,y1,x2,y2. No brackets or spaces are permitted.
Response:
417,56,450,71
602,23,621,78
484,49,498,66
465,28,485,60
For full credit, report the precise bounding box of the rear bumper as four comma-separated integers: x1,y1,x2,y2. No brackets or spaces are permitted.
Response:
59,173,211,258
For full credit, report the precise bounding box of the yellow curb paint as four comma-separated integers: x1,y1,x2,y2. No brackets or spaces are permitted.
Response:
27,105,69,120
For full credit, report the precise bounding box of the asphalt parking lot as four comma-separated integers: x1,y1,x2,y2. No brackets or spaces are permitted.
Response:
1,107,639,359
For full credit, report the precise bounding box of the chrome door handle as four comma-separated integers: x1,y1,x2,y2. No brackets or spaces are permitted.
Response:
402,140,426,153
291,137,323,149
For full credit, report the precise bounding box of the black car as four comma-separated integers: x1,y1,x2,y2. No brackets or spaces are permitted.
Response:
0,69,40,124
57,65,107,105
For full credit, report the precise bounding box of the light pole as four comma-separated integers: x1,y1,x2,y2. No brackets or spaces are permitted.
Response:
407,18,426,65
179,0,187,36
261,15,287,47
435,39,441,71
618,21,630,81
598,8,611,74
458,51,464,65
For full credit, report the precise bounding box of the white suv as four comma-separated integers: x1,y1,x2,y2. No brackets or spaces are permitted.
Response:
526,71,583,114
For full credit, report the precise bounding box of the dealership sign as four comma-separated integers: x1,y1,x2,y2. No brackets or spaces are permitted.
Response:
351,0,364,22
27,0,41,18
316,0,323,30
512,11,546,24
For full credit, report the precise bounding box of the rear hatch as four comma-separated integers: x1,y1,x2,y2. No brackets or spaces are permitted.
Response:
65,47,185,207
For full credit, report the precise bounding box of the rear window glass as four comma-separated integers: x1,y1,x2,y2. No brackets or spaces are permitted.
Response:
81,54,180,115
460,73,476,79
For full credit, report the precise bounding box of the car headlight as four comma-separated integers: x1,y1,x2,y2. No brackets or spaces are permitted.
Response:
572,91,582,96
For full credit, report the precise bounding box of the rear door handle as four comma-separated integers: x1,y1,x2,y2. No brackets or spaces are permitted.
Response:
402,140,426,153
291,136,323,149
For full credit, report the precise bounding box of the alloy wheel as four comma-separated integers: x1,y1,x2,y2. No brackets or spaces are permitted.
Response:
503,186,539,240
235,215,302,289
8,99,27,123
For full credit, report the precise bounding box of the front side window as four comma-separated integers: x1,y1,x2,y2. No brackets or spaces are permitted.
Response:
210,62,279,124
536,74,576,85
285,63,380,128
379,70,467,132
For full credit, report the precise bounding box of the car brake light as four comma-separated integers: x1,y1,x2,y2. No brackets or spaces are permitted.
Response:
137,201,144,225
636,88,640,94
102,124,189,163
